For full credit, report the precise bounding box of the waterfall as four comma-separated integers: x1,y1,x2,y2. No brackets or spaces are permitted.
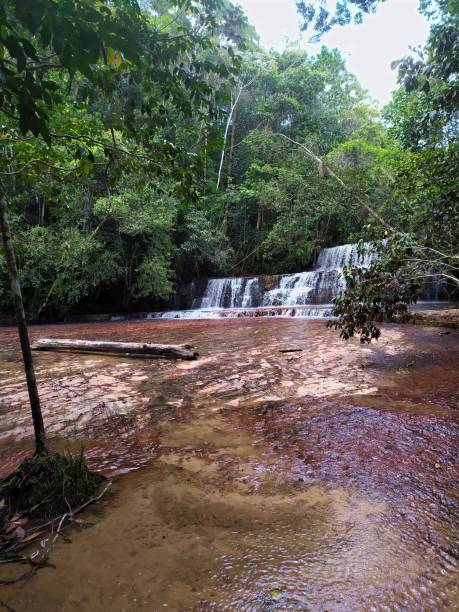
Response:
315,243,375,269
261,270,344,306
195,242,373,310
194,276,262,309
152,241,448,320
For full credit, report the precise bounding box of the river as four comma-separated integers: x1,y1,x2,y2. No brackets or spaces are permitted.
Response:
0,318,458,610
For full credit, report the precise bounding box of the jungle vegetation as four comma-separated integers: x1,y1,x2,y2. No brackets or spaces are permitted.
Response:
0,0,457,331
0,0,456,571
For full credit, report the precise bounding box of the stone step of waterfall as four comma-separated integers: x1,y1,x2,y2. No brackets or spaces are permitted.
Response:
148,305,334,320
186,241,447,312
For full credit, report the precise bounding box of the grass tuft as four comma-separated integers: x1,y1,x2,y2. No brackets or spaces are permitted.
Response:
0,452,105,521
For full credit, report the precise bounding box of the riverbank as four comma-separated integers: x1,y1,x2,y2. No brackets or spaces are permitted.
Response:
410,306,459,329
0,319,458,609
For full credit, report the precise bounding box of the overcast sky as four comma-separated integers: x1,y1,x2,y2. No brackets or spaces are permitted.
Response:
235,0,430,106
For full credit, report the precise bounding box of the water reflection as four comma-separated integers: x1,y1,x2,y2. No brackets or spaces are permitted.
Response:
0,319,458,610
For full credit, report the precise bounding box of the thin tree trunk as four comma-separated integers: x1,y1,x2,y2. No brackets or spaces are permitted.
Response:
217,91,239,190
39,196,45,225
204,130,208,182
256,206,263,231
222,201,228,235
0,195,47,454
227,106,237,181
216,66,264,190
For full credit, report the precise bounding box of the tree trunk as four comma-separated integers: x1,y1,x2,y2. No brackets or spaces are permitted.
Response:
0,196,47,454
31,338,199,360
256,206,263,231
227,106,237,182
217,87,243,190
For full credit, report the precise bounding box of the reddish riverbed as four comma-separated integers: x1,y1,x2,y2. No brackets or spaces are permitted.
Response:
0,318,458,610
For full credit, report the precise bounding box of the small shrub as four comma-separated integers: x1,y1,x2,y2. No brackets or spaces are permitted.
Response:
0,452,105,521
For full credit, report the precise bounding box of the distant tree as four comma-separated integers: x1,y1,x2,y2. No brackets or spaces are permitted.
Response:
204,46,382,275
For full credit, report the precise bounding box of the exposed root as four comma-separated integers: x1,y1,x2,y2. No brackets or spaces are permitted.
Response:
0,452,105,521
0,599,16,612
0,452,109,562
0,558,55,586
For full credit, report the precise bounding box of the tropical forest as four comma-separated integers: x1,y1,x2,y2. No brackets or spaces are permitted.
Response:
0,0,458,609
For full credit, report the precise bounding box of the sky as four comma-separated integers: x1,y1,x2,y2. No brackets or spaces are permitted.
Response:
235,0,430,106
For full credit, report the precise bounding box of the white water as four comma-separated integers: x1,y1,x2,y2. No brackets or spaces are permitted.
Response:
152,241,446,320
197,243,374,310
154,243,372,319
315,243,375,269
195,277,261,309
151,306,333,320
262,243,376,307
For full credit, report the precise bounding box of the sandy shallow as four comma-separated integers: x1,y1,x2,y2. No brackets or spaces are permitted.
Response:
0,318,458,610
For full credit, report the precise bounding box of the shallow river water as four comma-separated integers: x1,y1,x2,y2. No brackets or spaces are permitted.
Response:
0,318,458,611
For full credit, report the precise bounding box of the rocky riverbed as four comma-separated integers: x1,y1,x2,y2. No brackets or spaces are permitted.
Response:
0,318,458,610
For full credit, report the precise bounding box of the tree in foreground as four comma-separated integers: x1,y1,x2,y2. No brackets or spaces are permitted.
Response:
0,0,145,551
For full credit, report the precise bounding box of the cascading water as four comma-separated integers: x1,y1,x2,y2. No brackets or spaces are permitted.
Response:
154,243,374,319
261,243,377,307
152,241,448,320
196,243,376,310
315,242,375,269
193,277,262,309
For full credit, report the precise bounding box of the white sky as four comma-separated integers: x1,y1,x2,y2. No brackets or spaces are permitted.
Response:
235,0,430,106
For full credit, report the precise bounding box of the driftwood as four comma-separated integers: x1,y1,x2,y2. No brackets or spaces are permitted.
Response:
0,481,112,587
31,338,198,360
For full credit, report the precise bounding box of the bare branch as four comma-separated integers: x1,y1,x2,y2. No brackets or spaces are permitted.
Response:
272,131,394,231
0,159,74,176
216,65,267,190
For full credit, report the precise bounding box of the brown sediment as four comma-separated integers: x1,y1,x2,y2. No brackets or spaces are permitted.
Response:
0,318,458,610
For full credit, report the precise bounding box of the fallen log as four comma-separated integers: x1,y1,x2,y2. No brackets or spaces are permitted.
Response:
31,338,198,360
278,347,303,353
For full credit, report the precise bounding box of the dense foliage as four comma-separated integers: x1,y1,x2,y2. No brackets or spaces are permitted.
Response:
324,0,459,341
0,0,252,317
0,0,457,331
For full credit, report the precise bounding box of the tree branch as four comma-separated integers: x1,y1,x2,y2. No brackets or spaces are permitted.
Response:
0,133,163,171
271,131,394,231
0,159,74,176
